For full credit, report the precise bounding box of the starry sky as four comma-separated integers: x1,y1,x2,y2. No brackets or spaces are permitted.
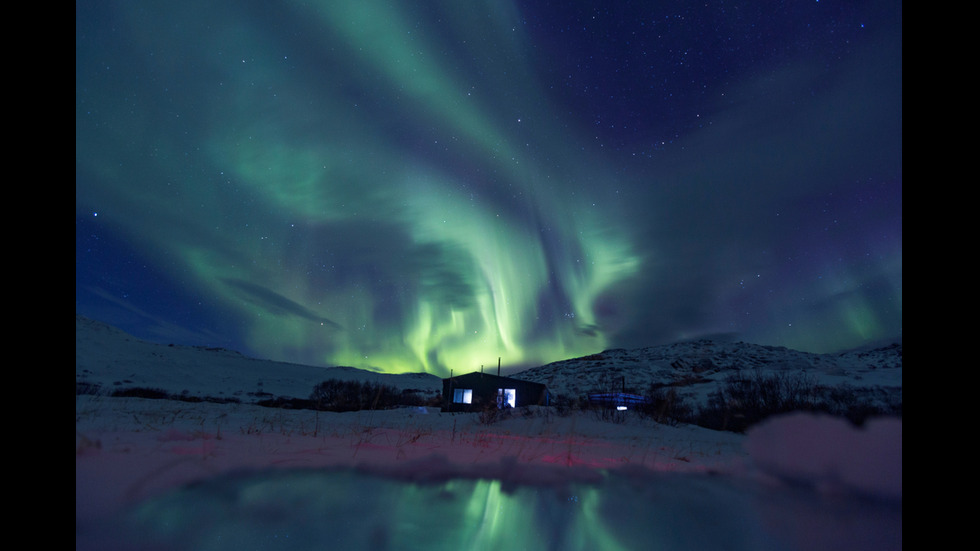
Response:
76,1,902,376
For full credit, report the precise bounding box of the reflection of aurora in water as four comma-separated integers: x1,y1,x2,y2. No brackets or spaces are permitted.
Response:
93,468,900,551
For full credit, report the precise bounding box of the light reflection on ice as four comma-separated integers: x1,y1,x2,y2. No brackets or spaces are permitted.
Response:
78,463,900,551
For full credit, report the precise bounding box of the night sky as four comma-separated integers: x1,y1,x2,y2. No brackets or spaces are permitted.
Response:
76,1,902,376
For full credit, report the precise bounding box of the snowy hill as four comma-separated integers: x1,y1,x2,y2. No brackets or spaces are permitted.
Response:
512,339,902,411
75,315,443,402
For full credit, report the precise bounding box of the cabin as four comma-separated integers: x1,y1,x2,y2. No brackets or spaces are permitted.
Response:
441,371,549,412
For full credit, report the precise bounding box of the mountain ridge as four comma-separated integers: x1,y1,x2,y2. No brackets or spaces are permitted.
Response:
76,315,900,410
511,338,901,410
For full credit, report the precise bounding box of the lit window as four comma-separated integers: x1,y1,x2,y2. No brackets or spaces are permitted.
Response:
453,388,472,404
497,388,516,408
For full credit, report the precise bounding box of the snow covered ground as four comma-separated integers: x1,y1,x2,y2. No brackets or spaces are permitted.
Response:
75,317,901,550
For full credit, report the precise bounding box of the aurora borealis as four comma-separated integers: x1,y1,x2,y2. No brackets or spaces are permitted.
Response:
76,1,902,376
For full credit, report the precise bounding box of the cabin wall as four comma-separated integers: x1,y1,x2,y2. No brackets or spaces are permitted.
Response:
441,372,548,412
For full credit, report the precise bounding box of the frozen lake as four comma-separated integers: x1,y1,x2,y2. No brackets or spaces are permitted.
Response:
77,461,900,551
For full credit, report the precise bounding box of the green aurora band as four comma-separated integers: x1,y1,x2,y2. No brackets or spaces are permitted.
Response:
76,1,901,374
76,1,640,375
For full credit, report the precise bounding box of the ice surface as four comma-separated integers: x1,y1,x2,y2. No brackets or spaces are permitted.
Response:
76,398,901,551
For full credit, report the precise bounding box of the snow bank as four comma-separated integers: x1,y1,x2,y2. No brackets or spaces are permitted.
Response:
744,412,902,500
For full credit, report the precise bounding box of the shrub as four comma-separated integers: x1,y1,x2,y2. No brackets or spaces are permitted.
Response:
398,388,438,407
819,384,901,426
478,403,502,425
551,394,579,417
587,401,627,423
75,382,103,396
639,387,693,426
692,371,818,433
309,379,400,412
202,395,241,405
690,370,901,432
111,387,170,400
255,396,315,410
